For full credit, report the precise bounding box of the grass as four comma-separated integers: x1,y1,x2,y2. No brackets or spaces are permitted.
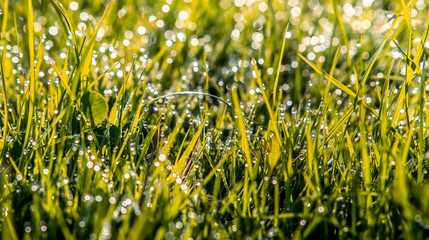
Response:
1,0,429,239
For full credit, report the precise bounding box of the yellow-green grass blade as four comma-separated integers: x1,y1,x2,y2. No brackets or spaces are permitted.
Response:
0,52,9,157
108,59,137,126
359,101,370,189
128,86,145,132
417,55,427,183
298,53,356,97
319,105,355,153
88,62,120,90
298,53,377,116
187,150,232,202
412,12,429,65
393,120,415,238
3,210,18,240
391,2,423,128
386,34,421,75
203,50,210,95
231,89,254,175
390,69,408,126
0,0,8,41
35,108,68,148
80,0,115,71
359,38,388,89
159,111,188,170
74,0,115,95
51,61,75,101
331,0,351,66
273,23,289,104
345,131,354,157
299,53,414,154
22,0,36,157
167,114,208,184
252,59,282,152
306,119,320,188
135,121,162,170
50,0,80,63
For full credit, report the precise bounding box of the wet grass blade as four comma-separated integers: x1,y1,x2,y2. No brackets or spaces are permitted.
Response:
231,89,253,174
50,0,80,63
167,114,208,183
253,58,282,152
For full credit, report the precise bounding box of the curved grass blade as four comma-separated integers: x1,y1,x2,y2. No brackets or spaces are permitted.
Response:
252,59,282,150
50,0,80,64
273,23,289,104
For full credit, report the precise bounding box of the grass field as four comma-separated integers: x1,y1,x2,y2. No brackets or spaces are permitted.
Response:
1,0,429,239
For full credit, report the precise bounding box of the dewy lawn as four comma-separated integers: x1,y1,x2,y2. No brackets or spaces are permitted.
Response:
1,0,429,239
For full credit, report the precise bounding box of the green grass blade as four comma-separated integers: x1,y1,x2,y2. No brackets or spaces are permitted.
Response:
273,23,289,104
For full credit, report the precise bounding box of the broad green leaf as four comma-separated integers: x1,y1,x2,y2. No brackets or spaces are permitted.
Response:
81,91,109,125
